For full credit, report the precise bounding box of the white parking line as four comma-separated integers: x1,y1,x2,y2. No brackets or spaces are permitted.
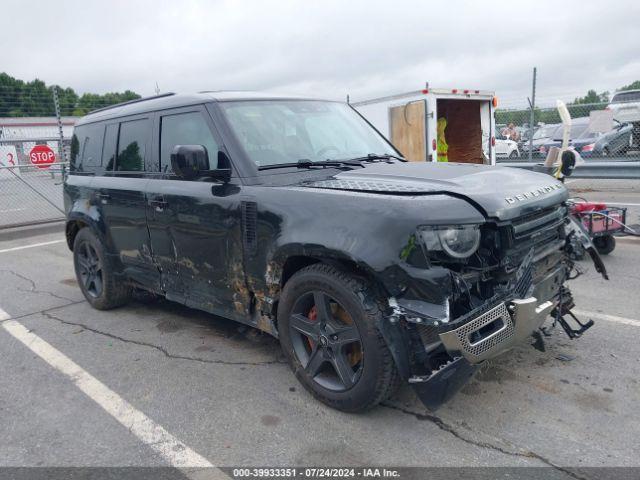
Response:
0,239,65,254
0,306,221,472
573,309,640,328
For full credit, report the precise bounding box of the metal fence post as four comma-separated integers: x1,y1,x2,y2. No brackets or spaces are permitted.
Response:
52,86,66,164
528,67,537,162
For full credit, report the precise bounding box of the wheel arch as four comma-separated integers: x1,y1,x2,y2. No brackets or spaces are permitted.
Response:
65,212,114,256
268,247,391,320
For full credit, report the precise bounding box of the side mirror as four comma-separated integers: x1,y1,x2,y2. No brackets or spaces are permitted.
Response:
171,145,209,179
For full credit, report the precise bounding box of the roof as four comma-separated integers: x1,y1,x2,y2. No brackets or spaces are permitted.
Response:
0,116,78,127
351,87,495,107
76,91,322,126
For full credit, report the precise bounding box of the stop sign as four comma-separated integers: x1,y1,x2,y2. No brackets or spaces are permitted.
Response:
29,144,57,169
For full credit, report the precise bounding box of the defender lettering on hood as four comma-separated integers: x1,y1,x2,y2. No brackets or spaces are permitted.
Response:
505,184,564,204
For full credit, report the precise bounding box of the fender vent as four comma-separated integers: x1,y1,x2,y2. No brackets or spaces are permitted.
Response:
241,201,258,254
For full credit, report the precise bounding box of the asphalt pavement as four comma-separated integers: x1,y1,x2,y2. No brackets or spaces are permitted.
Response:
0,180,639,478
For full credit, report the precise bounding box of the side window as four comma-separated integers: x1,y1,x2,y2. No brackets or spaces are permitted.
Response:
80,124,105,173
117,119,150,172
70,132,81,171
103,123,119,171
70,124,104,173
160,112,219,172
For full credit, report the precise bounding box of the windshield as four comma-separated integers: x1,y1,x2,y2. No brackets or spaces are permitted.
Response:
553,123,589,140
219,100,397,167
533,125,558,140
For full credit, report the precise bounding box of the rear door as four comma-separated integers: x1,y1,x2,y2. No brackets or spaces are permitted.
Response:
389,100,426,161
145,106,248,320
92,117,158,288
481,100,495,164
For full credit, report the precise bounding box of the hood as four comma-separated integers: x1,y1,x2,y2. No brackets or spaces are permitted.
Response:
302,162,568,221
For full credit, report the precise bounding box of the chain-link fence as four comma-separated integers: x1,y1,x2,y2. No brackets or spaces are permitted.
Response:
495,99,640,161
0,85,131,230
1,86,70,229
0,162,66,228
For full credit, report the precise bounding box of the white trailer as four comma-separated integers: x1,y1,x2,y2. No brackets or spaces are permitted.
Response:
352,87,498,165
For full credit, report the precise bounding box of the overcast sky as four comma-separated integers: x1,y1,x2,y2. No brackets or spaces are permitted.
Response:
3,0,639,107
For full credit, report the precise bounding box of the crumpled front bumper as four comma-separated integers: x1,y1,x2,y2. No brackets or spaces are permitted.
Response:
411,295,554,410
439,296,554,364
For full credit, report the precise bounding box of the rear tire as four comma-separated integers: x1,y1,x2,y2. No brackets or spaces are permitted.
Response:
593,235,615,255
278,264,399,412
73,228,132,310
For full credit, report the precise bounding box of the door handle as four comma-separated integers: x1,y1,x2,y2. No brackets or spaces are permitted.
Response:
148,195,168,211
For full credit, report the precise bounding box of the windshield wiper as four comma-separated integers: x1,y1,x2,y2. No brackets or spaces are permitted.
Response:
258,159,353,171
257,154,404,171
350,153,406,163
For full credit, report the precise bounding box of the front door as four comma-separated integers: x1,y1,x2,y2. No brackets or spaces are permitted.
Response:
145,107,248,320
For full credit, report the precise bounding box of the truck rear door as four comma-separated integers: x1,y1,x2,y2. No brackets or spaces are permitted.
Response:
388,100,427,161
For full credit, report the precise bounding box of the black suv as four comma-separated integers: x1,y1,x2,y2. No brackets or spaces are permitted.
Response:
64,92,603,412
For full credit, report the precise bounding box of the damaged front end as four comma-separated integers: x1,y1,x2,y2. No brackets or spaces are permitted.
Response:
382,206,607,410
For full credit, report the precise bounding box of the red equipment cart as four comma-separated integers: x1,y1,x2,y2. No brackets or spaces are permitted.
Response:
568,201,627,255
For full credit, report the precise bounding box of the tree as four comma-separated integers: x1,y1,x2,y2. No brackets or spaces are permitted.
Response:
618,80,640,91
0,72,140,117
571,89,609,105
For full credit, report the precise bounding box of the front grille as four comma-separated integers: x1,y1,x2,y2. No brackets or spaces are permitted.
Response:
504,205,566,265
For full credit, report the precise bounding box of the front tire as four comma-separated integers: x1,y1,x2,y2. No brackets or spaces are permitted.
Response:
73,228,132,310
278,264,399,412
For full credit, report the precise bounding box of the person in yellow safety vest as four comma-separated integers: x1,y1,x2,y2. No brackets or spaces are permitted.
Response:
437,117,448,162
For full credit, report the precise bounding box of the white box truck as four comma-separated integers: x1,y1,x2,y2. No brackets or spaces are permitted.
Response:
352,86,498,164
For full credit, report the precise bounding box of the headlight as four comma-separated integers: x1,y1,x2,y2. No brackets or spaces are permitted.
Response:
418,225,481,259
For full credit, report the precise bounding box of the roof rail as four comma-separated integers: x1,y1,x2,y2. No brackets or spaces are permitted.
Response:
88,92,176,115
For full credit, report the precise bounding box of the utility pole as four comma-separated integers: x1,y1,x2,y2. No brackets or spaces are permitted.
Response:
528,67,537,161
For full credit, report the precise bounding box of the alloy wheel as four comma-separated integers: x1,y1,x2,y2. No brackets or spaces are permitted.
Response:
289,291,363,391
77,242,103,298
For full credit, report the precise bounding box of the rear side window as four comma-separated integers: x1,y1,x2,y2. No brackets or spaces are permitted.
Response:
117,119,150,172
160,112,219,172
70,124,104,173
